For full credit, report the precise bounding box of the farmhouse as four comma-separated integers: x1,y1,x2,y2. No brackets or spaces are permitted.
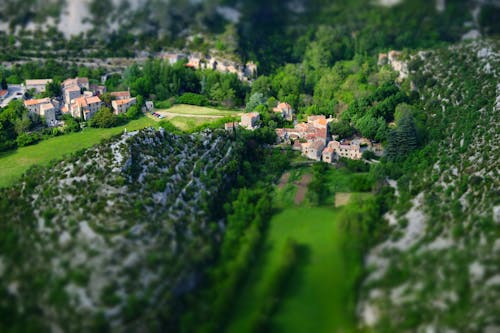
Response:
64,86,82,106
62,77,89,91
224,122,239,131
24,98,51,114
329,140,362,160
273,102,294,121
240,112,260,130
112,97,136,115
40,103,57,126
110,91,131,100
302,140,325,161
70,96,102,120
25,79,53,93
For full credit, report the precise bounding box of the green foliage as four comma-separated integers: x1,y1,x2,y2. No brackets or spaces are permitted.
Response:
245,92,267,112
307,162,331,205
176,92,209,106
386,111,419,160
125,105,141,120
89,107,118,128
15,132,41,147
44,81,62,97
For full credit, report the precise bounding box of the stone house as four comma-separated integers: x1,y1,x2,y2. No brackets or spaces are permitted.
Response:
240,112,260,130
322,145,335,163
64,86,82,106
24,98,51,114
273,102,294,121
302,140,325,161
25,79,53,93
112,97,136,115
70,96,102,120
224,122,239,131
40,102,57,126
110,91,131,100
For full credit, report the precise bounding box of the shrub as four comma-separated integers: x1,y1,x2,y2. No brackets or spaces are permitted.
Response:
16,132,41,147
177,92,209,106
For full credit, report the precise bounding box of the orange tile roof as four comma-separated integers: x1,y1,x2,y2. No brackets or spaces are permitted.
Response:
277,102,291,109
86,96,101,104
110,91,130,97
0,90,8,97
24,98,50,106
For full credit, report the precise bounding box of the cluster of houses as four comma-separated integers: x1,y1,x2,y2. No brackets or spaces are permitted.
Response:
275,115,382,162
22,77,137,126
161,52,257,81
224,101,381,162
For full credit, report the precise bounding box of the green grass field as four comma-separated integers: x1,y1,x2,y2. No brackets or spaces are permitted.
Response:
227,207,359,333
150,104,242,131
227,165,368,333
167,115,222,131
156,104,243,117
0,116,157,188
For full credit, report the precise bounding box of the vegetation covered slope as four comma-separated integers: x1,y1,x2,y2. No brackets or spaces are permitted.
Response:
0,128,240,331
359,39,499,332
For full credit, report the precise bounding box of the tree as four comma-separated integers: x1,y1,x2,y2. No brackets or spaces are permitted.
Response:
329,120,355,139
1,77,7,90
245,92,266,112
89,107,117,128
44,81,62,97
386,111,418,160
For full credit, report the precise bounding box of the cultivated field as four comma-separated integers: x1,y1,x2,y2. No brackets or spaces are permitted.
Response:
152,104,242,130
0,116,157,188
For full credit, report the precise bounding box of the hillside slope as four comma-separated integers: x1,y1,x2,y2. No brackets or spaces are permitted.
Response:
0,128,239,331
359,39,499,332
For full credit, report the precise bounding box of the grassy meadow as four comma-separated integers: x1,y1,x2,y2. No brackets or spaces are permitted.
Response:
0,116,157,188
226,164,372,333
151,104,242,131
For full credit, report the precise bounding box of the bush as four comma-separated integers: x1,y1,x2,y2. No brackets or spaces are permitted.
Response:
177,92,209,106
16,132,41,147
125,105,141,119
89,107,118,128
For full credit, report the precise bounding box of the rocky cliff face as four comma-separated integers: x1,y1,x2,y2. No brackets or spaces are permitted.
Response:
0,128,239,331
359,39,499,332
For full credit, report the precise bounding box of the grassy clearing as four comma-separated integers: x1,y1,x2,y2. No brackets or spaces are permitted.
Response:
0,116,157,188
227,206,359,333
167,116,221,131
156,104,243,117
227,164,372,333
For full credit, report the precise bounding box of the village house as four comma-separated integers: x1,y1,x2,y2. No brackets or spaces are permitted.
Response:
224,121,239,131
273,102,294,121
25,79,53,94
24,98,58,125
110,91,131,100
70,95,102,120
322,145,335,163
91,84,107,96
329,140,362,160
240,112,260,130
40,102,57,126
24,98,51,114
112,97,136,115
64,85,82,106
302,140,325,161
62,77,89,91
